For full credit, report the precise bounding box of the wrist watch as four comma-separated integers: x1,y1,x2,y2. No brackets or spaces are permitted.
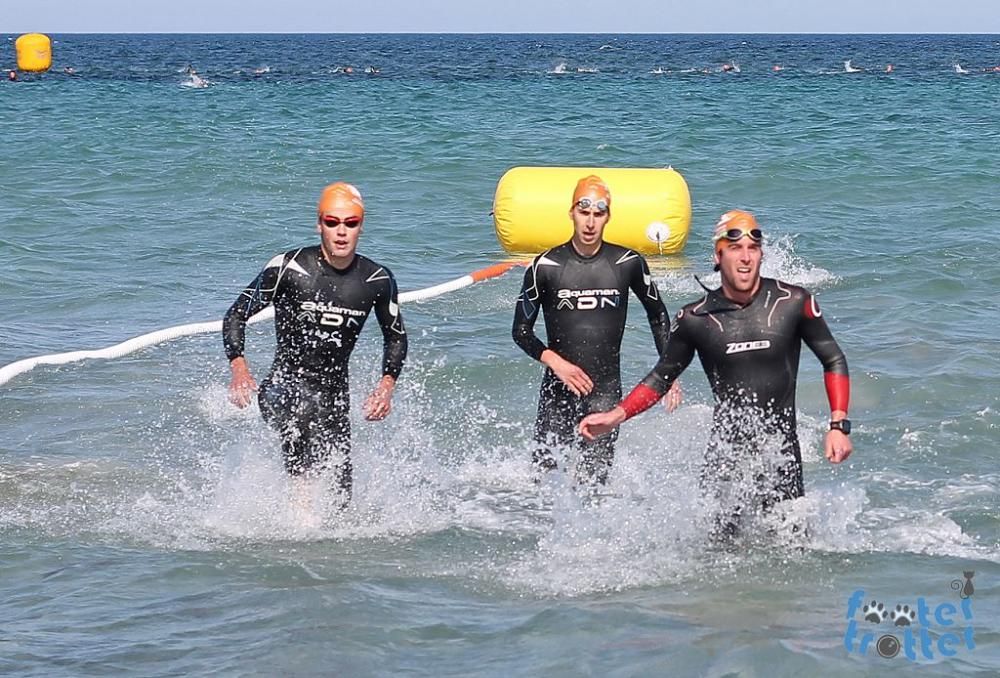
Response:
830,419,852,435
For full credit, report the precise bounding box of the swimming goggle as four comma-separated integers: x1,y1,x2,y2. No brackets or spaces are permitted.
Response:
320,215,362,229
714,227,763,243
575,197,609,212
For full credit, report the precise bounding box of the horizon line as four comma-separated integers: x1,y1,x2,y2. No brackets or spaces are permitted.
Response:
7,31,1000,36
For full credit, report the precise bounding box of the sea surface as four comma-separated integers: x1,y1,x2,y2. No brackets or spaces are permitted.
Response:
1,34,999,676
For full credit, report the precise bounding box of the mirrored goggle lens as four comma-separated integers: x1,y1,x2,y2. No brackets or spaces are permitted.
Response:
576,198,608,212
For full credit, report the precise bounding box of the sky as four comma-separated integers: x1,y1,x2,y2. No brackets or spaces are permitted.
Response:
6,0,1000,34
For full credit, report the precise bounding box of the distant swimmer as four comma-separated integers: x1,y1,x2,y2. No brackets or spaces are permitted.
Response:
223,182,407,513
649,67,666,75
513,175,680,488
181,64,209,88
343,66,354,74
364,65,380,74
885,64,894,73
7,69,16,81
772,64,784,72
580,210,852,539
721,62,734,72
63,66,75,75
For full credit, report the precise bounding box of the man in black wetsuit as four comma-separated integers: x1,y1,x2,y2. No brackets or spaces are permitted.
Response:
223,182,407,503
513,175,679,486
580,209,852,532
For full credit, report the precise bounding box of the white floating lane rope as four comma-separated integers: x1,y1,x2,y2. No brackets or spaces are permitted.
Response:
0,261,522,388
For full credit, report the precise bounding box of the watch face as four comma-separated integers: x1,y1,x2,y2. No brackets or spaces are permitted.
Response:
832,419,852,435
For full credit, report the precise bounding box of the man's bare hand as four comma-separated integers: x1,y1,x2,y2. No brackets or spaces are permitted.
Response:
228,357,258,408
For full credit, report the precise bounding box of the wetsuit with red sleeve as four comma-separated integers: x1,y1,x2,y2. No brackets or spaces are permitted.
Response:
513,241,671,484
223,246,407,492
620,277,849,517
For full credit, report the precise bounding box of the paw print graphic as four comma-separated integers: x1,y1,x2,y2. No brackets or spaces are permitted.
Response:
862,600,888,624
891,604,916,626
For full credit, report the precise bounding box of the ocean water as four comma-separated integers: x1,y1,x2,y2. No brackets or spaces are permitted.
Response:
1,34,999,676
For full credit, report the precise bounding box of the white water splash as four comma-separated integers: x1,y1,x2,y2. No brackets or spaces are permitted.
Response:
653,233,839,299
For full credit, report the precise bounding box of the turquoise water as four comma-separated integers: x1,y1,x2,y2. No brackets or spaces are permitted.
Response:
2,34,999,676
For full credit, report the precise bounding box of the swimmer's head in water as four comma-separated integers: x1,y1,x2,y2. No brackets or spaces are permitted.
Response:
317,182,365,222
713,210,762,271
571,175,611,213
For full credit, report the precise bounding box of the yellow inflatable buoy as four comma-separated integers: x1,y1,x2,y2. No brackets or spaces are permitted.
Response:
15,33,52,73
493,166,691,256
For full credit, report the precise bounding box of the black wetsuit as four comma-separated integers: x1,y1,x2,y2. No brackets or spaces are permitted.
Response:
513,241,670,484
634,277,848,525
223,246,407,492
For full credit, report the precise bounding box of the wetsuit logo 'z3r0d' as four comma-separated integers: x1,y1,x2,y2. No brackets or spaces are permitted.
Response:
556,288,620,311
726,340,771,354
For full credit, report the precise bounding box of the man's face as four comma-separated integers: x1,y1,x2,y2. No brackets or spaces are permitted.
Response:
317,206,363,262
715,236,763,295
569,197,610,250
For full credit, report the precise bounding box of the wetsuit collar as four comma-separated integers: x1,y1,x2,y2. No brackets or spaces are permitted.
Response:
692,277,771,315
318,249,358,274
568,238,603,260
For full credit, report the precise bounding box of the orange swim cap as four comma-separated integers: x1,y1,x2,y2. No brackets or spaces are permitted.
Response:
713,209,760,245
317,182,365,218
571,175,612,209
713,209,763,271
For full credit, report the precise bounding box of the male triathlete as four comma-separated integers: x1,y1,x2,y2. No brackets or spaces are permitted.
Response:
223,182,407,502
580,210,852,533
513,175,679,486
